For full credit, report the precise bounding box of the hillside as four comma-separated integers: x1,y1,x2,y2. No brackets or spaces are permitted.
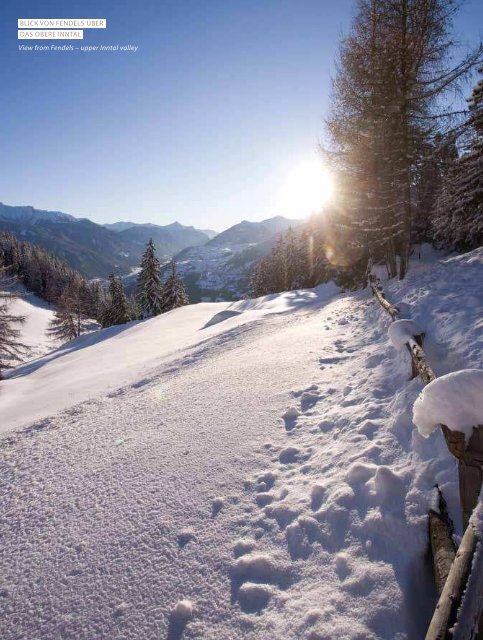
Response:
4,289,57,361
1,247,481,638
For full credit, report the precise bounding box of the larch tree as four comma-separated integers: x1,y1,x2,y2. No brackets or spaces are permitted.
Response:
137,238,163,317
48,284,83,342
0,273,27,379
326,0,482,279
433,67,483,249
160,260,189,312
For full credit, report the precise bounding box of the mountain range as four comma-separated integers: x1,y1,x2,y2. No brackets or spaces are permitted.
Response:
0,203,213,278
0,202,299,299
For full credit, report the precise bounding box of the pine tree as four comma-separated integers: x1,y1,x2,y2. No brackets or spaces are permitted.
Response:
0,274,27,378
433,68,483,249
285,227,303,290
137,238,163,317
249,255,272,297
160,261,189,312
101,274,131,327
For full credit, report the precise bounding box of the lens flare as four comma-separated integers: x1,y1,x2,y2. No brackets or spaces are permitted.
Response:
325,245,335,264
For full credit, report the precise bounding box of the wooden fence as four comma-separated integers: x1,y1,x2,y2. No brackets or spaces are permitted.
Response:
369,274,482,639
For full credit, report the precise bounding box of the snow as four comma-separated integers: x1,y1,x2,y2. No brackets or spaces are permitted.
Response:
3,289,57,360
388,318,423,350
0,247,482,638
413,369,483,439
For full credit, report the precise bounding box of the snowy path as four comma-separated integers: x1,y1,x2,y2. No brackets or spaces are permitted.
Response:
1,248,481,639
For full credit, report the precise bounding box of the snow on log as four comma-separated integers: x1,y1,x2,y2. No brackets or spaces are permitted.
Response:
388,319,423,350
413,370,483,440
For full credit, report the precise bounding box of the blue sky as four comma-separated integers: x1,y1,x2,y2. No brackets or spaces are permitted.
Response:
0,0,481,230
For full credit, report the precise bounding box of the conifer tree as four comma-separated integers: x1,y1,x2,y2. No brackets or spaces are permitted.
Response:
433,68,483,249
285,227,303,290
137,238,163,317
101,274,131,327
249,255,272,297
0,274,27,378
48,289,82,342
160,260,189,312
326,0,482,279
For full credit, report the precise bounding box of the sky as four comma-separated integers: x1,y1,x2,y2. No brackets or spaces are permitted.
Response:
0,0,482,231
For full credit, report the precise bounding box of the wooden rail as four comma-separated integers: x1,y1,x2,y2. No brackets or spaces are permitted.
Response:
425,518,478,640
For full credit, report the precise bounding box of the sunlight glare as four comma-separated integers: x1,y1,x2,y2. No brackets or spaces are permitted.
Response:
278,158,334,218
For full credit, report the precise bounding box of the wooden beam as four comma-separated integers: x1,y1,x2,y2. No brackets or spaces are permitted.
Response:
429,488,456,595
425,519,477,640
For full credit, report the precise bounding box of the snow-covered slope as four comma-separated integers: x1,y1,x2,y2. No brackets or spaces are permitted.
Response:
0,247,482,639
3,289,57,361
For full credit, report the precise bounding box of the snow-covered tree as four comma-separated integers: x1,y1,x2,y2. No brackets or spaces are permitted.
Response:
137,238,163,317
0,273,26,378
160,260,189,312
101,274,131,327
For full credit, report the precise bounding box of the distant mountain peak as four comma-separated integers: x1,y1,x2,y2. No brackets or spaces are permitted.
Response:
0,202,76,224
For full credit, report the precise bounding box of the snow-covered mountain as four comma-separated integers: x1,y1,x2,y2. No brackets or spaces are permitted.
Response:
1,247,481,639
0,204,211,278
0,202,76,224
0,203,287,293
173,216,299,301
105,220,218,241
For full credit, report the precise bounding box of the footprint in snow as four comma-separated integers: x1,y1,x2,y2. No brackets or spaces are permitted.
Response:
282,407,300,431
233,539,256,558
299,391,320,412
256,471,277,491
238,583,273,613
310,484,326,511
212,497,225,517
319,355,351,366
278,446,301,464
167,600,193,640
177,529,196,548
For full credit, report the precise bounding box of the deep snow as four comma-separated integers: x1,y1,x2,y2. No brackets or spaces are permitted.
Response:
0,247,482,639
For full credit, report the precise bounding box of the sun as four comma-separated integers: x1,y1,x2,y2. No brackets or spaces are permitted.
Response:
277,157,334,219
